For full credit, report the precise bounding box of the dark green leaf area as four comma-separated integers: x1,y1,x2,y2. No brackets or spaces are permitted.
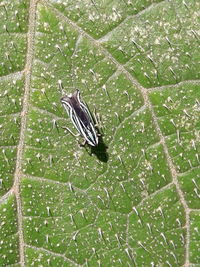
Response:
0,195,19,266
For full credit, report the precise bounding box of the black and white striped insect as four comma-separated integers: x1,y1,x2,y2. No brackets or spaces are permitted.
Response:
61,90,98,146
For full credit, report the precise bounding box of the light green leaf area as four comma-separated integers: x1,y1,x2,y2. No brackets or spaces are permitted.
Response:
101,0,200,88
149,83,200,210
0,0,199,266
190,212,200,265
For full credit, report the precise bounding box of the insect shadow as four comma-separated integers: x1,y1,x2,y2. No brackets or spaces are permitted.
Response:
89,129,109,163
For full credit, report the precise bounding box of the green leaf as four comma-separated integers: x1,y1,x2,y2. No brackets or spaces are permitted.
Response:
0,0,199,266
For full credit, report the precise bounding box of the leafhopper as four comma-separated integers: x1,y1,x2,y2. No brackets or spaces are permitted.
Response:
61,90,98,146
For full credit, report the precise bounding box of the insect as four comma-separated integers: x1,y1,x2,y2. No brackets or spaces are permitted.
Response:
61,90,98,146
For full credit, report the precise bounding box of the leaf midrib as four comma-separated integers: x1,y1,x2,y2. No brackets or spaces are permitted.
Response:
13,0,38,266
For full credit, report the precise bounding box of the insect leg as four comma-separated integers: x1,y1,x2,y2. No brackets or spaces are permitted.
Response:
61,126,80,137
93,107,104,136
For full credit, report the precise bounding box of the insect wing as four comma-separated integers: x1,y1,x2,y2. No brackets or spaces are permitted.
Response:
74,103,98,146
77,91,95,125
76,91,98,145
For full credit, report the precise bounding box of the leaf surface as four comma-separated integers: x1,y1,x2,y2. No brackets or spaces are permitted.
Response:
0,0,199,266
